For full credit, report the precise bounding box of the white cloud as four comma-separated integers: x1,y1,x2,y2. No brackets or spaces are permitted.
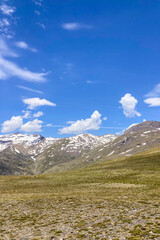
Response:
23,97,56,110
33,111,43,118
17,85,43,94
67,121,76,124
0,3,16,16
0,56,47,82
46,123,52,127
1,116,23,133
0,38,17,57
35,10,40,15
15,41,37,52
103,117,107,121
32,0,43,7
37,22,46,29
145,83,160,97
86,80,95,84
144,97,160,107
0,1,16,38
144,84,160,107
22,110,32,119
119,93,141,118
0,18,10,35
0,18,10,28
62,22,92,31
59,110,102,134
21,119,43,132
0,38,47,82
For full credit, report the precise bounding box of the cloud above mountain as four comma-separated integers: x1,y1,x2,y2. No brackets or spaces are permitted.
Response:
1,116,23,133
144,97,160,107
20,119,43,132
59,110,102,134
119,93,141,118
144,83,160,107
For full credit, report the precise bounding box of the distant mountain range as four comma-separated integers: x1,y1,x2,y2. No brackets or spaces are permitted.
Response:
0,121,159,175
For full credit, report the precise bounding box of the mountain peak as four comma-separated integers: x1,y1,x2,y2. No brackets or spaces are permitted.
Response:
125,121,160,134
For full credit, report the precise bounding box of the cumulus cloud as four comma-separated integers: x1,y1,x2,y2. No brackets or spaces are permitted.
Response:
23,97,56,110
1,116,23,133
62,22,92,31
144,97,160,107
59,110,102,134
119,93,141,118
0,38,47,82
0,3,16,16
20,119,43,132
33,111,43,118
17,85,43,94
15,41,37,52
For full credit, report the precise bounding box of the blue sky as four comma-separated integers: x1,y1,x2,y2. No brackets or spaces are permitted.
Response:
0,0,160,137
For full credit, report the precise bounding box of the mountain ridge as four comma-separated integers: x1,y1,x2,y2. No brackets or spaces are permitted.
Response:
0,121,159,175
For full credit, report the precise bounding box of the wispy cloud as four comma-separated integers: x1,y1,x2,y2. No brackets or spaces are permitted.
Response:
119,93,141,118
33,111,43,118
62,22,92,31
59,110,102,134
17,85,43,94
0,18,10,37
0,38,47,82
0,1,16,38
145,83,160,97
37,22,46,29
0,57,47,82
144,97,160,107
22,110,32,119
35,10,40,15
23,97,56,110
15,41,37,52
0,3,16,16
0,38,17,57
144,83,160,107
86,80,95,84
32,0,43,7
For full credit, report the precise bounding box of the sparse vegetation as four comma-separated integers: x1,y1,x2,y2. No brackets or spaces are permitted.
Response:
0,148,160,239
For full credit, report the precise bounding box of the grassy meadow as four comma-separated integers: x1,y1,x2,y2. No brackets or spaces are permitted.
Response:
0,148,160,239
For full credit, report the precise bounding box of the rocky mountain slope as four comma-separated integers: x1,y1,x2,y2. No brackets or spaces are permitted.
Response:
35,133,116,173
0,121,159,175
44,121,160,173
0,132,117,175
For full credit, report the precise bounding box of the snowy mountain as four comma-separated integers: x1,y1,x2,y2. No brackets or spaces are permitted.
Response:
0,133,57,155
0,121,160,175
0,132,117,174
